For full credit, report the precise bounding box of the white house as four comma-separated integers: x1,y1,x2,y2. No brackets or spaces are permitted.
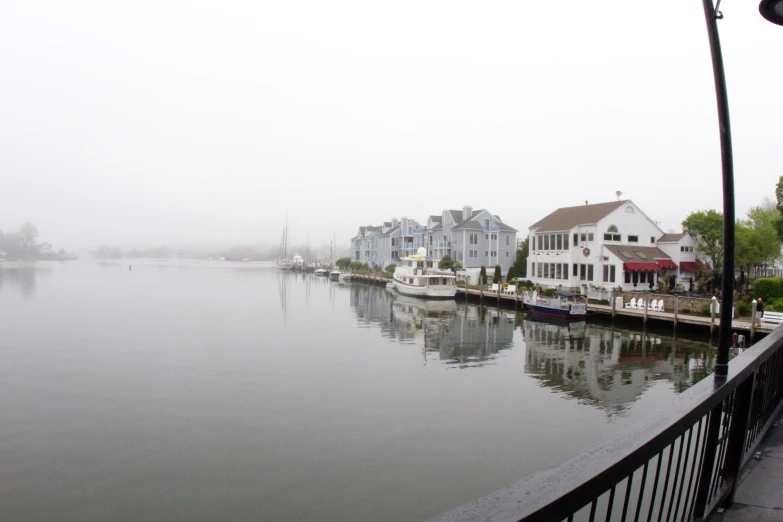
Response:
527,200,704,292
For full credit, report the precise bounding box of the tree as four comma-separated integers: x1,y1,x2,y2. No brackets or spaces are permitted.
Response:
507,266,516,282
336,257,351,270
480,265,487,285
384,263,396,273
682,210,724,278
438,254,456,271
348,261,362,272
493,265,502,284
514,237,529,277
19,222,38,247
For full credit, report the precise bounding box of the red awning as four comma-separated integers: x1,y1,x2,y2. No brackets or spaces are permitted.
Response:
624,262,660,272
680,260,706,271
657,259,677,269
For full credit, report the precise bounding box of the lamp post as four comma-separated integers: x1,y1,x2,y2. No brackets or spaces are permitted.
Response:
706,1,780,378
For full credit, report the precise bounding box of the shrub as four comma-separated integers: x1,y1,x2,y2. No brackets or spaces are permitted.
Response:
480,266,487,285
506,266,516,282
349,261,363,272
753,277,783,301
682,307,692,314
384,264,396,273
700,303,712,316
600,299,609,305
767,304,778,313
517,279,534,289
493,265,502,284
544,288,556,297
738,302,751,316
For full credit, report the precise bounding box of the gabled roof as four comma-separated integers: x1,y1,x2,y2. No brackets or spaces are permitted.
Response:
447,209,464,224
529,201,627,232
450,209,518,232
658,233,686,243
429,215,442,223
429,223,442,232
379,226,400,237
604,244,671,261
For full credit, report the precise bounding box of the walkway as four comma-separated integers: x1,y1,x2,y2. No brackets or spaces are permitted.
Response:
719,411,783,522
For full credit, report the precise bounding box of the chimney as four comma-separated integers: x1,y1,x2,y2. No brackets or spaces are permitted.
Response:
463,205,472,221
392,218,399,229
401,217,408,235
585,201,588,206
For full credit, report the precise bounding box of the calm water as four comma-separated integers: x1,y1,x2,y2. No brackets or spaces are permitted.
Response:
0,260,714,522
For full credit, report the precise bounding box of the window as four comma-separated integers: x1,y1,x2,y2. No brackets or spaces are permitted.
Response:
607,225,618,233
651,237,656,244
485,251,488,257
588,265,594,281
537,235,543,250
537,264,543,278
603,265,616,283
532,262,535,274
506,235,510,246
556,264,562,279
492,233,498,240
506,252,509,257
564,234,569,249
544,235,550,250
573,233,578,245
491,251,497,257
620,251,633,259
580,264,586,280
573,263,578,276
556,234,562,250
625,271,631,283
635,251,648,259
588,233,594,242
640,272,647,284
549,234,555,248
544,264,549,278
625,206,635,214
628,235,639,243
486,234,489,240
604,226,621,241
580,233,587,242
680,246,694,253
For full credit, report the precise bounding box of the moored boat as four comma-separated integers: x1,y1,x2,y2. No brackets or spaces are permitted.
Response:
392,248,457,299
314,268,329,277
522,290,588,320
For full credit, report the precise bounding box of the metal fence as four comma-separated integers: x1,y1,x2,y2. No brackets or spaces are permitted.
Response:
431,327,783,522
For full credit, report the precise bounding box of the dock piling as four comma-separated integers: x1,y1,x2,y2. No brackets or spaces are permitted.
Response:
643,293,649,325
611,290,616,319
710,296,717,336
673,296,679,329
751,299,757,342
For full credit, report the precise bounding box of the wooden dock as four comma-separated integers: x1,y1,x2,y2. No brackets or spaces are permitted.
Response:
348,275,774,337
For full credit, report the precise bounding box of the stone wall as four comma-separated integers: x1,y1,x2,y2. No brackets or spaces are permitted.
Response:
618,292,715,314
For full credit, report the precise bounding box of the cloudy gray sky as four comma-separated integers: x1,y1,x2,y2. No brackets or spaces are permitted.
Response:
1,0,780,250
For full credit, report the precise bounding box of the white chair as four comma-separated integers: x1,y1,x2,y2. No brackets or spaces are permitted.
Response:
637,299,646,310
657,299,665,312
504,285,517,295
625,297,637,309
490,284,499,292
648,300,659,312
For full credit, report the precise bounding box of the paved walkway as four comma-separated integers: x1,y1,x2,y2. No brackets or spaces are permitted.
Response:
718,411,783,522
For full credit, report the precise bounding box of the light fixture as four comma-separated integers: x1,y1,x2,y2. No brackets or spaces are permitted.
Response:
760,0,783,24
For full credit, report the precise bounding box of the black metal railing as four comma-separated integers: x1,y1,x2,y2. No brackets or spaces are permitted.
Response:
430,327,783,522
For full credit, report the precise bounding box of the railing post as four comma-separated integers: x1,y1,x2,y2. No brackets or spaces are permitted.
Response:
711,296,718,336
644,293,649,325
611,289,616,319
751,299,757,342
674,296,679,329
721,376,754,508
693,402,724,519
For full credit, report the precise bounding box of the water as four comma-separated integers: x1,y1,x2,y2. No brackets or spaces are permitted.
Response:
0,260,714,522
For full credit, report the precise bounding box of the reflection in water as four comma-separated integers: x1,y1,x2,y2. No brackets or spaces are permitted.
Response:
523,320,713,417
349,283,713,414
350,285,515,367
0,262,47,297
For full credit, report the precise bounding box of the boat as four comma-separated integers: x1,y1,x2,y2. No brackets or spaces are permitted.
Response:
314,268,329,277
522,290,588,320
292,254,305,270
277,217,294,270
329,269,341,281
338,273,354,282
392,247,457,299
386,281,396,291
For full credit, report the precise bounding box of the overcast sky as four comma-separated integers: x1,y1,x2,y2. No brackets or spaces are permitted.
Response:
1,0,780,250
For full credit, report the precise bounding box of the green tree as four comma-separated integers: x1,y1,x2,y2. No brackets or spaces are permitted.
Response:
349,261,363,272
384,263,396,273
493,265,501,284
507,266,516,282
514,237,529,277
682,210,724,277
479,265,487,285
336,257,351,270
438,254,456,271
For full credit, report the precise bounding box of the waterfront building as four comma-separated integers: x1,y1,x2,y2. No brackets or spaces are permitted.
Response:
527,200,704,291
351,206,518,279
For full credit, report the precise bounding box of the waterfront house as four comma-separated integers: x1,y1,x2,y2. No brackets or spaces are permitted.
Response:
527,200,704,292
351,206,518,280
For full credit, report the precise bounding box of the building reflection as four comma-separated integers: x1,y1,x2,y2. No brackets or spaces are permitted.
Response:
522,319,713,416
0,262,44,297
349,285,515,367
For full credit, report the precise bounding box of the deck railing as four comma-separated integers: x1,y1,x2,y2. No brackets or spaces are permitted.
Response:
430,327,783,522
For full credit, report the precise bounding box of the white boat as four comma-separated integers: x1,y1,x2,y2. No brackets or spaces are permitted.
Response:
329,269,341,281
386,281,396,291
338,273,354,282
522,290,588,320
392,247,457,299
292,254,305,270
277,259,294,270
314,268,329,277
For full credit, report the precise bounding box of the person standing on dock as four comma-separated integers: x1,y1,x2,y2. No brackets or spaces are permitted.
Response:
757,297,765,325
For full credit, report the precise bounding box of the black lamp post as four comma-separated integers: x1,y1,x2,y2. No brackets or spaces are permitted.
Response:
706,1,780,378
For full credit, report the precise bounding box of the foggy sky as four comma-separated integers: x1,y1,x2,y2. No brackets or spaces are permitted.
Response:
1,1,781,250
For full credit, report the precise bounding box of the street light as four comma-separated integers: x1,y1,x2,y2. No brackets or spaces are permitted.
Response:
760,0,783,25
704,0,780,378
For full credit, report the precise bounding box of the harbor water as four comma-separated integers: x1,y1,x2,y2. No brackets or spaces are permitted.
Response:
0,260,714,522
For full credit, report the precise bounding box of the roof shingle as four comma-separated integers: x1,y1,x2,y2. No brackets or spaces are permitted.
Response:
529,201,626,232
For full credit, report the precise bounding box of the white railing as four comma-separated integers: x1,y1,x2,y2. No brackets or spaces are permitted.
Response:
585,287,613,302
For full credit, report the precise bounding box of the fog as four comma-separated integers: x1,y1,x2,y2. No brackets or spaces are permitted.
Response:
1,0,780,251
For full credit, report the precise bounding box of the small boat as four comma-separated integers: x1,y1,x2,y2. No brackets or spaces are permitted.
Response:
338,273,354,282
386,281,396,291
522,290,588,320
392,247,457,299
314,268,329,277
277,217,294,270
329,269,341,281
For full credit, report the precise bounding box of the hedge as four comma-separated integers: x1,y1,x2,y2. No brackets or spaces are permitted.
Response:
753,277,783,301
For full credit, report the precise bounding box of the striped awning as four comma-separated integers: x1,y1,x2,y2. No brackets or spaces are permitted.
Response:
680,260,707,271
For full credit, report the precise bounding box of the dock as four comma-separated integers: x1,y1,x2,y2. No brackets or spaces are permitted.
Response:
348,275,774,337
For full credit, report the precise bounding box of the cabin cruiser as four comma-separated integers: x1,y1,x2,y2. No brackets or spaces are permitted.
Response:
522,290,587,320
314,268,329,277
392,248,457,299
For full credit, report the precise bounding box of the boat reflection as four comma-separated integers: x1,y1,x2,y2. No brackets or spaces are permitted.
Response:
349,285,515,367
523,318,713,416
